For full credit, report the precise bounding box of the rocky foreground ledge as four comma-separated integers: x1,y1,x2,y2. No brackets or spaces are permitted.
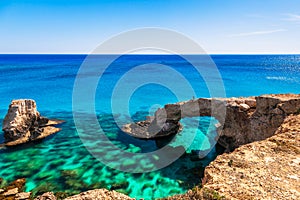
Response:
1,99,64,147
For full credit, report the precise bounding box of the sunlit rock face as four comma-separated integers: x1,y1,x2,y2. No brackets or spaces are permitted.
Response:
63,189,135,200
164,114,300,200
2,99,64,146
123,94,300,151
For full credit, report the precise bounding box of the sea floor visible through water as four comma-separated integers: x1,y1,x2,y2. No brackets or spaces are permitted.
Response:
0,111,220,199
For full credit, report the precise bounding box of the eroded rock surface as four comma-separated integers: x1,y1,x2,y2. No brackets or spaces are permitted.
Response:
2,99,64,146
0,178,134,200
203,114,300,199
64,189,134,200
164,114,300,200
123,94,300,150
0,178,30,200
34,192,56,200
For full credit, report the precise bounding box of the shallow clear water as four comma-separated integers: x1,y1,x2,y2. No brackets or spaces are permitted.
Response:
0,54,299,199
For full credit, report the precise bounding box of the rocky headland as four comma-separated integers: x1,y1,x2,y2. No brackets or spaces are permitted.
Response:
1,99,64,147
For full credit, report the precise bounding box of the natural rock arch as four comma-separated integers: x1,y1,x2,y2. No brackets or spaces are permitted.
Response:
123,94,300,151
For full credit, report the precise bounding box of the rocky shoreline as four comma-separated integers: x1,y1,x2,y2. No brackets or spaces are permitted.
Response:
1,94,299,199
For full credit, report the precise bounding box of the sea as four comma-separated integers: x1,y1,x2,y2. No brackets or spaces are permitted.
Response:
0,54,299,199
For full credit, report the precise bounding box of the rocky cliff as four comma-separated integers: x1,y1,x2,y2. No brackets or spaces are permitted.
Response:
164,113,300,200
2,99,64,146
123,94,300,151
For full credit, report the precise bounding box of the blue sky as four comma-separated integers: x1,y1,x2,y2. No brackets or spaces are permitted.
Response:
0,0,300,54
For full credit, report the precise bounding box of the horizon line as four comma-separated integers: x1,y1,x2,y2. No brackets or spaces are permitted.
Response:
1,52,300,55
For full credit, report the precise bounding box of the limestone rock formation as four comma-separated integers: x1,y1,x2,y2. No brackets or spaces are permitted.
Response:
34,192,56,200
2,99,64,146
122,119,182,139
123,94,300,151
0,178,30,200
163,114,300,200
0,178,134,200
15,192,31,200
64,189,135,200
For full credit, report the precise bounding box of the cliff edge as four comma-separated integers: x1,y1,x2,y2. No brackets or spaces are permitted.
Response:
164,113,300,200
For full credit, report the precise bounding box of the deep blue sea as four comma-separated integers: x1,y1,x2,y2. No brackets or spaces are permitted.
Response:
0,54,299,199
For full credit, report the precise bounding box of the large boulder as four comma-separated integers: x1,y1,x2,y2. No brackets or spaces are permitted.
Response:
2,99,64,146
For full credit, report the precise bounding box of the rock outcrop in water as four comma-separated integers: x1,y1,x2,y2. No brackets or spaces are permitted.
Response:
2,99,64,146
123,94,300,151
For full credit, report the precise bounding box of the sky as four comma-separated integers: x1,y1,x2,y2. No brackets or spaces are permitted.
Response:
0,0,300,54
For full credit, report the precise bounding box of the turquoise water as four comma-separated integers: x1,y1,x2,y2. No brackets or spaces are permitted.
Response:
0,54,300,199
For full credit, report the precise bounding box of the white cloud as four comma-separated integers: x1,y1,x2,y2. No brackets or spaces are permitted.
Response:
283,14,300,22
229,29,287,37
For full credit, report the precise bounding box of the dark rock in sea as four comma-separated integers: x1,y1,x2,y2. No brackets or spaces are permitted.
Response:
54,192,69,199
122,118,182,139
60,170,78,180
110,182,129,190
2,99,64,147
32,183,56,197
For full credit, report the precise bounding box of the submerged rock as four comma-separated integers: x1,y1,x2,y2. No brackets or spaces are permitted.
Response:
2,99,64,146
